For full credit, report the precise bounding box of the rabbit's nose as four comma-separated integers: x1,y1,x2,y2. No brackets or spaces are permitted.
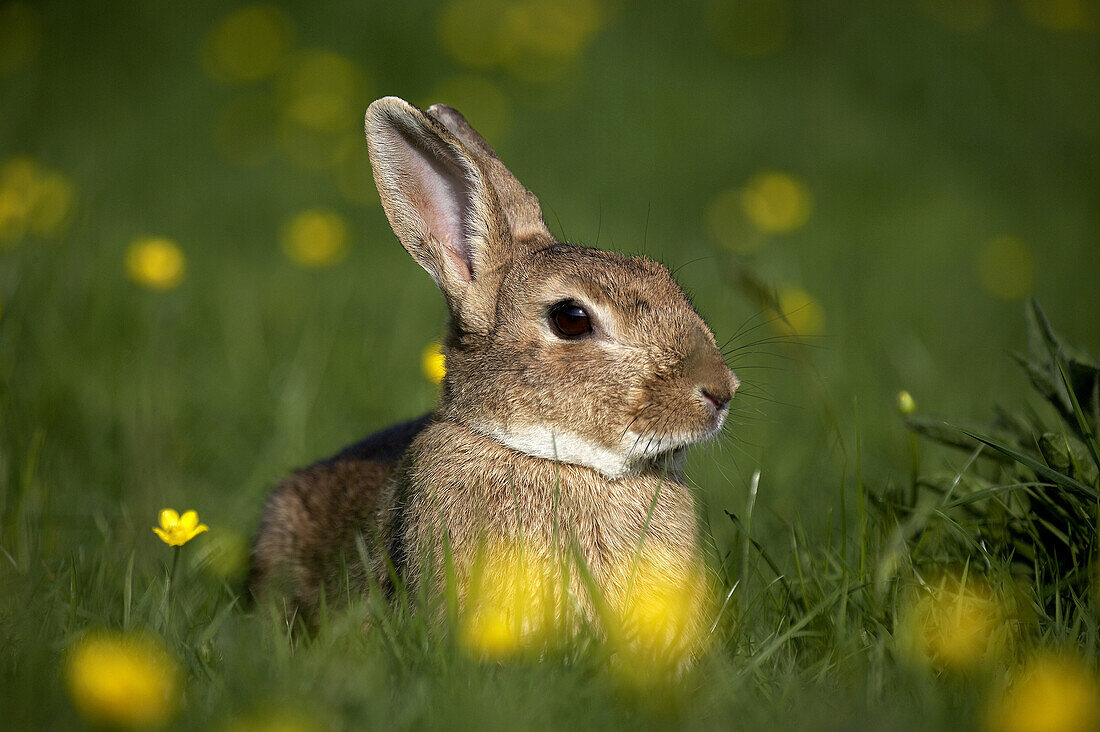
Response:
698,371,737,413
700,388,730,413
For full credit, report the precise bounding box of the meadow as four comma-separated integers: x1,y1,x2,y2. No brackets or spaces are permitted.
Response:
1,0,1099,729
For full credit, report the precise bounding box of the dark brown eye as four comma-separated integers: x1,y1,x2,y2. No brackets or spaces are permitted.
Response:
549,301,592,339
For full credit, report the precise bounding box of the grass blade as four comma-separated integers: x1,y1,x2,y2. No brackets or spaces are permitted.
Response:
954,425,1098,498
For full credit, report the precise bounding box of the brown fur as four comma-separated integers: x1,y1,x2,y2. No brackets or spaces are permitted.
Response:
249,98,738,632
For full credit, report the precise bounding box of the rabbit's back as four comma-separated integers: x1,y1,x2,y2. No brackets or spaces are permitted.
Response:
247,413,432,623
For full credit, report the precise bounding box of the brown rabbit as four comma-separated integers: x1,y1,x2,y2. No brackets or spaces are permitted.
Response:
248,97,739,635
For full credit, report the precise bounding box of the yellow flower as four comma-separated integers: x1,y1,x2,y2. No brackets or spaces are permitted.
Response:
154,509,209,547
460,542,560,658
770,286,824,337
276,50,370,135
608,548,711,683
421,342,447,385
704,187,768,255
200,5,295,85
0,156,76,246
897,390,916,416
437,0,609,83
26,169,74,236
740,170,812,234
988,652,1100,732
126,237,186,290
66,632,179,728
191,528,249,580
280,208,348,268
900,574,1011,671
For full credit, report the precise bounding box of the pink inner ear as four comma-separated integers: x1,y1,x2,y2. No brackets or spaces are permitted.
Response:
399,136,474,282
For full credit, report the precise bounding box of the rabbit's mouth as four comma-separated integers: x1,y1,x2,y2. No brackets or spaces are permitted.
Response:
623,411,728,465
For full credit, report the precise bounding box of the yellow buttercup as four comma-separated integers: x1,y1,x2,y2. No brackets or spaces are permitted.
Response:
153,509,209,547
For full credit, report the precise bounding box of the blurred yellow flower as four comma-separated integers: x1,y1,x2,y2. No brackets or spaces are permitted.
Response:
437,0,609,83
421,342,447,385
438,0,517,69
200,5,295,84
609,549,710,681
0,157,76,246
0,2,40,76
705,0,791,57
126,237,187,290
704,187,767,255
0,184,27,245
66,632,179,728
897,390,916,416
740,170,812,234
988,653,1100,732
154,509,209,547
976,235,1034,301
1017,0,1099,31
901,575,1011,671
507,0,604,58
191,528,249,580
281,208,349,268
276,50,370,135
276,122,357,171
26,170,74,236
461,543,560,658
770,286,824,337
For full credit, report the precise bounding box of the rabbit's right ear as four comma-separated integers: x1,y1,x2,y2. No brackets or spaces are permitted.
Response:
426,103,551,243
365,97,512,333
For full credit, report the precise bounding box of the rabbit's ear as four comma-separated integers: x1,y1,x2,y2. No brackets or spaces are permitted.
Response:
365,97,513,331
427,103,551,243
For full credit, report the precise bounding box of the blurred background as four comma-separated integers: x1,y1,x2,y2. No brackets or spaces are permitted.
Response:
1,0,1097,564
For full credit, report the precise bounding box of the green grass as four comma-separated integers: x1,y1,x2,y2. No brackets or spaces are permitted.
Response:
2,0,1100,729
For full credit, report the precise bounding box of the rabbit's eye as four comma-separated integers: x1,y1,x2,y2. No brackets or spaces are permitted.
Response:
549,301,592,339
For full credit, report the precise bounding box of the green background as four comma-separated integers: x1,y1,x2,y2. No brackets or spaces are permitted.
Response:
1,0,1098,728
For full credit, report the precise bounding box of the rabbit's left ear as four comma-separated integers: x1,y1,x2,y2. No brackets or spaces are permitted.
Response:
427,103,551,245
365,97,514,333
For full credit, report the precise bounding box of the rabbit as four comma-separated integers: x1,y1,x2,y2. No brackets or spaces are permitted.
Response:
248,97,739,637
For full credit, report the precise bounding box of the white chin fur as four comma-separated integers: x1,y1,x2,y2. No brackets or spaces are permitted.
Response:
473,409,726,480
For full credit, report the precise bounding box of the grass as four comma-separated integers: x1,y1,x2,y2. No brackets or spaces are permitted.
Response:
2,0,1099,729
